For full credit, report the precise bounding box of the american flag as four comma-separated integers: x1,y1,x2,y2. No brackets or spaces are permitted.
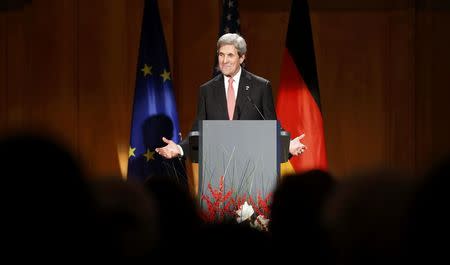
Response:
213,0,241,76
219,0,240,35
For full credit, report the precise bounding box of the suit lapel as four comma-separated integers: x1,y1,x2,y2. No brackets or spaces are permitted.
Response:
234,69,251,120
212,75,229,120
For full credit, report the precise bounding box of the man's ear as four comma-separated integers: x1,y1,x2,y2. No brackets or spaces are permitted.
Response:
239,54,246,64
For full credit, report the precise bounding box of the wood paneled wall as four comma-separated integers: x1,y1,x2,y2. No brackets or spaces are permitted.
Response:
1,0,449,179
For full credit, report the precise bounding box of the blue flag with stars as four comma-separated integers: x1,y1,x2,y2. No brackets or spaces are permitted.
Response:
127,0,185,184
213,0,241,76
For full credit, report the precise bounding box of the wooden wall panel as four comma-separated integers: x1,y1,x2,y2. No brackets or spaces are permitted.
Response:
173,0,220,137
415,5,450,174
240,0,291,103
313,10,406,177
120,0,144,178
28,0,78,152
309,0,410,10
172,0,220,192
4,7,28,131
0,11,6,131
124,0,143,104
384,8,415,176
77,0,130,177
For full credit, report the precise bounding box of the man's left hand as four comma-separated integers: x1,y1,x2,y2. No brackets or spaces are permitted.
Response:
289,133,307,156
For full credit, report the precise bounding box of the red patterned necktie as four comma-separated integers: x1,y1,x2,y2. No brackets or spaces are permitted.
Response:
227,77,236,120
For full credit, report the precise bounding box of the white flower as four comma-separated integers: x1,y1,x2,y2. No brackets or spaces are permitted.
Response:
250,215,270,231
236,201,254,223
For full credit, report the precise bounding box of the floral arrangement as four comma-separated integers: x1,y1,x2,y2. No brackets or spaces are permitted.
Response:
200,175,272,231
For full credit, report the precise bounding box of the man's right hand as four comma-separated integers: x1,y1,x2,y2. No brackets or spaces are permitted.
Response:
155,137,180,159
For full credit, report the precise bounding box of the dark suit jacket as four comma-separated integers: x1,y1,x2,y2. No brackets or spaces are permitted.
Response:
181,69,278,157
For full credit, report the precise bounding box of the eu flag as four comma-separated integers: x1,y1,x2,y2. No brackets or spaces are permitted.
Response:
127,0,185,184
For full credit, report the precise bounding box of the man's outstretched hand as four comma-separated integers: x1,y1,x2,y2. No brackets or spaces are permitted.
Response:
155,137,180,159
289,133,307,156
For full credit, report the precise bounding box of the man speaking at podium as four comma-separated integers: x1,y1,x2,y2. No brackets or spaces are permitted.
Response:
156,33,306,159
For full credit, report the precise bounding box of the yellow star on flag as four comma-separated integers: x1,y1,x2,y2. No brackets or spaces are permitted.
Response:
143,148,155,162
160,69,171,82
141,64,152,77
129,146,136,158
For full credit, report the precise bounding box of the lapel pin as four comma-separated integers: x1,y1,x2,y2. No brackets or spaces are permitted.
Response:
245,86,249,91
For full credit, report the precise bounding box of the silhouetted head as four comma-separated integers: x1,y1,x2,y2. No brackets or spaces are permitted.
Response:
143,176,201,259
270,170,336,263
324,169,416,265
90,176,160,260
270,170,336,233
407,155,450,263
0,132,97,260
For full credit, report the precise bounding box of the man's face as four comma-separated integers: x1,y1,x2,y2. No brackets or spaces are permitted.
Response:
218,44,245,77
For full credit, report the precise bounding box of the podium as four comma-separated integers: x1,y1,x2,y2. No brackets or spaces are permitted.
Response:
187,120,290,223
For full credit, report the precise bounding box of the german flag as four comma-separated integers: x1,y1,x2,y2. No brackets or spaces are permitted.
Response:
277,0,328,175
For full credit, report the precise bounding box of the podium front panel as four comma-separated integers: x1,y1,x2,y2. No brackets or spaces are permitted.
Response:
198,120,280,224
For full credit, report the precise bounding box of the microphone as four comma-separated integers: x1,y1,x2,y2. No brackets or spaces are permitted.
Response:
246,95,265,120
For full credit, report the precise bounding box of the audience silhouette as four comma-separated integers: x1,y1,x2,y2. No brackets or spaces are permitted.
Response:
90,176,160,261
323,169,416,265
0,133,101,261
143,176,202,263
1,132,447,263
406,155,450,264
270,170,336,264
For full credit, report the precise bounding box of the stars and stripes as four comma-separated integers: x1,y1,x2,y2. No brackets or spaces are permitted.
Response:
214,0,241,76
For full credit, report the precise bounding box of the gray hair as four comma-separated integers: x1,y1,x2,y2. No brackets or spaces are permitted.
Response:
217,33,247,57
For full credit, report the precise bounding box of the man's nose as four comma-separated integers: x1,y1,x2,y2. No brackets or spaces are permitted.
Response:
223,55,230,63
